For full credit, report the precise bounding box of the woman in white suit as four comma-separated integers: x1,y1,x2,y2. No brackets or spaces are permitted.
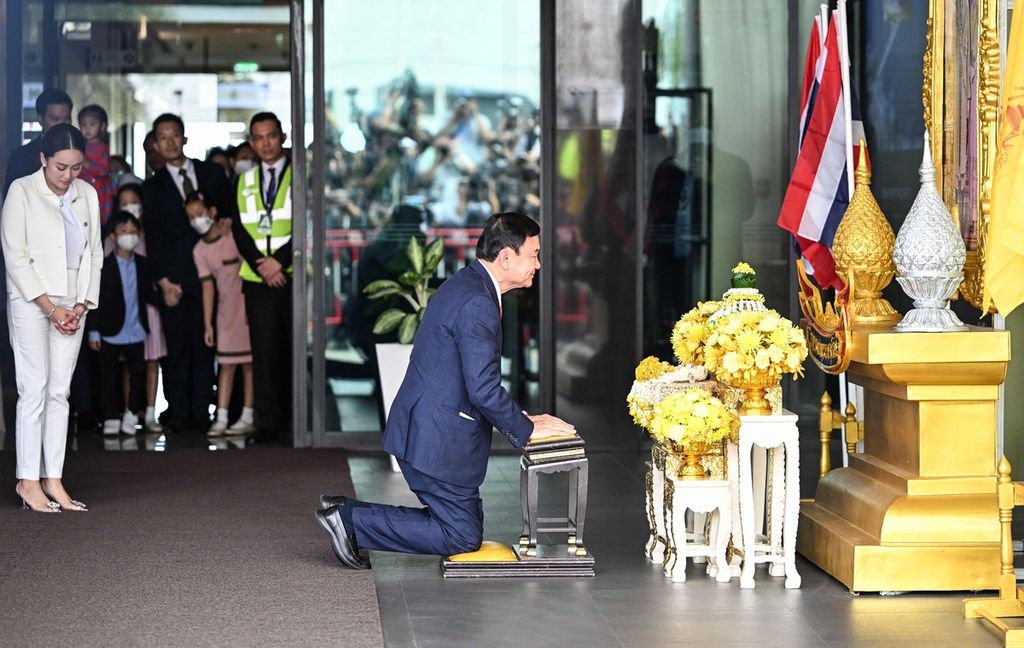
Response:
2,123,102,512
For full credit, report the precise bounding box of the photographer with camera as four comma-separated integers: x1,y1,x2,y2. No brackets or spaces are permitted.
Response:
437,96,493,166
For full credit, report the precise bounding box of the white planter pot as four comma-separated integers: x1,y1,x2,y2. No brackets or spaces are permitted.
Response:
376,342,413,472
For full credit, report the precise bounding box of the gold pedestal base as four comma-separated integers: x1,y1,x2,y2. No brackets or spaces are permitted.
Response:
799,496,999,592
799,326,1010,592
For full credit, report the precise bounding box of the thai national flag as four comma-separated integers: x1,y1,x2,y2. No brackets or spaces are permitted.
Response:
778,13,866,291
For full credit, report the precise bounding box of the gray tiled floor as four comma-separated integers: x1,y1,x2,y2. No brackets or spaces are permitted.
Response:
348,445,1005,648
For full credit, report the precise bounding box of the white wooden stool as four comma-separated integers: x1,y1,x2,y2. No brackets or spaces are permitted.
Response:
662,473,733,583
737,410,801,589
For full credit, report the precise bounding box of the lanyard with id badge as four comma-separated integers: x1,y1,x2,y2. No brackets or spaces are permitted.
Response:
259,167,278,236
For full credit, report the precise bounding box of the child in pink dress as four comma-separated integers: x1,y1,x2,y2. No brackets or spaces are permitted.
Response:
185,191,255,436
77,105,114,225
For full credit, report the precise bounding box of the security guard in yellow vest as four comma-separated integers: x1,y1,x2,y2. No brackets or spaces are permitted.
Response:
231,112,293,444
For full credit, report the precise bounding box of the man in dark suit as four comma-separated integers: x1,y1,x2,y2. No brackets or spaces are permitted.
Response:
143,113,236,431
316,213,576,569
3,88,73,197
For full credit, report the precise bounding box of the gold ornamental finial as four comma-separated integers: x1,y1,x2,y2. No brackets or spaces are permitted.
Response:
831,140,901,326
854,139,870,186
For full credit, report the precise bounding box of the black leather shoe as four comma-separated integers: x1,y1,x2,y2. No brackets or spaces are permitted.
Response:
315,506,370,569
319,494,348,510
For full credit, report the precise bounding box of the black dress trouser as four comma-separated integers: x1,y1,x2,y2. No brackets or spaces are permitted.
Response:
243,280,292,438
98,341,145,421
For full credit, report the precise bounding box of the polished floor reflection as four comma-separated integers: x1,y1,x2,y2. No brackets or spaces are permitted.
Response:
349,425,1002,647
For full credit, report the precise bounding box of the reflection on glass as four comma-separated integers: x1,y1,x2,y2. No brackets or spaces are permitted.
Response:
317,1,541,433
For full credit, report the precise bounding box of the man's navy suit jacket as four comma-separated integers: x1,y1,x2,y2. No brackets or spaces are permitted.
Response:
383,260,533,489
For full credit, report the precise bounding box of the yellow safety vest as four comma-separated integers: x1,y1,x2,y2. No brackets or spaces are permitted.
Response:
236,162,293,283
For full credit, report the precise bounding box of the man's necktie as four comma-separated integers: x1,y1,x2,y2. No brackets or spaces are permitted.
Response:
265,167,277,206
179,168,195,201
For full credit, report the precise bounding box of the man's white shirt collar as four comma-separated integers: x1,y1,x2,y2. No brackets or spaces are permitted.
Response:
480,261,502,301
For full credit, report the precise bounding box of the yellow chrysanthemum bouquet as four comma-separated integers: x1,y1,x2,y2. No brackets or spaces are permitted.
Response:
650,389,740,478
703,308,808,414
627,356,710,430
670,300,720,366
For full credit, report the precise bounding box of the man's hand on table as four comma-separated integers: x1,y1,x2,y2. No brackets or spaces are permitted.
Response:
527,414,576,443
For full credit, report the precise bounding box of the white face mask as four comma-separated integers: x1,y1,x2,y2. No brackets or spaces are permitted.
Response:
233,159,256,174
121,202,143,218
116,233,140,252
190,215,213,235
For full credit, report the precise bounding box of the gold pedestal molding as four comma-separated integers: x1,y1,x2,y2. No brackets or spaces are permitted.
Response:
798,325,1010,592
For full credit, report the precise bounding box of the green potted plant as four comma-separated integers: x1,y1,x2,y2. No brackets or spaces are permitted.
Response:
363,235,446,344
363,235,446,472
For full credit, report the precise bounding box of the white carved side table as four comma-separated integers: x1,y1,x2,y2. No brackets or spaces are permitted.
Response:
645,445,668,564
662,473,733,583
738,410,801,589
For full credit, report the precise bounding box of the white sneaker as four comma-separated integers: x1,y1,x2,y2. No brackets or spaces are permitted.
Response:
206,419,228,438
121,411,139,435
225,419,254,436
102,419,121,436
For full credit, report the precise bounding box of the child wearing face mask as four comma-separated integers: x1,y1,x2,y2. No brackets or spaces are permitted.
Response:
77,104,114,225
185,192,255,436
87,212,162,436
115,183,167,432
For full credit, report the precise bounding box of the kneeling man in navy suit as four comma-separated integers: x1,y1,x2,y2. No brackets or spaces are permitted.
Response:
316,212,576,568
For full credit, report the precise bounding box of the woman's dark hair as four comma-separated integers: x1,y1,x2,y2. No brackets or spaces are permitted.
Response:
77,104,108,126
184,191,217,213
109,210,142,232
116,182,144,205
39,123,86,158
206,146,229,162
230,141,253,160
476,212,540,261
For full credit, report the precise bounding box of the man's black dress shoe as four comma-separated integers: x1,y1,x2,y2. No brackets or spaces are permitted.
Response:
319,494,348,510
315,505,370,569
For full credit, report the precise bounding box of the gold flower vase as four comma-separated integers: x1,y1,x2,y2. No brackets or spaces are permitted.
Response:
669,441,711,480
727,373,780,416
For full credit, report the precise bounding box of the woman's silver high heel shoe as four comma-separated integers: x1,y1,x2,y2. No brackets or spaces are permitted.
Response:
16,483,61,513
19,498,61,513
40,488,88,512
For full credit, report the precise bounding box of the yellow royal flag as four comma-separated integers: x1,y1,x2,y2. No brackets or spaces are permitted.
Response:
985,6,1024,315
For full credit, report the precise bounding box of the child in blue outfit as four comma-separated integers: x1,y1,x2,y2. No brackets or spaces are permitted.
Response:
87,211,161,436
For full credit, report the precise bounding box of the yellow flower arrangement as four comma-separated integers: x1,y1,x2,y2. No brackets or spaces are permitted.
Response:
703,309,808,384
634,355,674,382
732,262,755,275
670,300,720,365
649,388,739,448
627,393,656,430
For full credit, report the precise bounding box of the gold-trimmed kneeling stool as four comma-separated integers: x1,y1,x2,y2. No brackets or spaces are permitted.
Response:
441,435,595,578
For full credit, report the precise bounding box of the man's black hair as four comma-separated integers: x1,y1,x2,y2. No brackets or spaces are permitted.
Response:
35,88,73,116
152,113,185,135
476,212,540,261
39,123,86,158
249,111,283,134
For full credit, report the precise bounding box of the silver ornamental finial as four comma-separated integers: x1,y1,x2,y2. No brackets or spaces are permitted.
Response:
891,130,968,332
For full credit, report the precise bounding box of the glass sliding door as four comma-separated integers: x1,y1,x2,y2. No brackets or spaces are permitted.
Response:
308,0,541,446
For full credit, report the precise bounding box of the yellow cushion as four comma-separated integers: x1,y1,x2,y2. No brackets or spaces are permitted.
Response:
447,540,518,562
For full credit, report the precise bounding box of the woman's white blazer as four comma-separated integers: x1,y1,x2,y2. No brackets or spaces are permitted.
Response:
1,168,103,308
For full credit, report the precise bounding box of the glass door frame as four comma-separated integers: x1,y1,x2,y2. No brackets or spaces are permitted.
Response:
297,0,557,448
